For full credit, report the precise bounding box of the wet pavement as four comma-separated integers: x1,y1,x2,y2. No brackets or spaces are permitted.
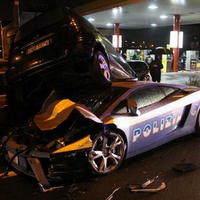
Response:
161,70,200,85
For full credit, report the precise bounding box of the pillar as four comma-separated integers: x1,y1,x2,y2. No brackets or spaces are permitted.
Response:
114,23,120,51
172,14,180,72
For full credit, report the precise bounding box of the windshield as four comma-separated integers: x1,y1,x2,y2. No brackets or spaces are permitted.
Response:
14,8,64,42
63,86,128,117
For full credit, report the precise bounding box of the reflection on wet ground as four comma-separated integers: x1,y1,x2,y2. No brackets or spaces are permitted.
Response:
162,71,200,85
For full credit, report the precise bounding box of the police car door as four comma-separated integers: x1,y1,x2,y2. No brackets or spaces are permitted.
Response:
125,86,184,157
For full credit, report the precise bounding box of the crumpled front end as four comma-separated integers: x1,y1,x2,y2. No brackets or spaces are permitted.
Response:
1,98,104,190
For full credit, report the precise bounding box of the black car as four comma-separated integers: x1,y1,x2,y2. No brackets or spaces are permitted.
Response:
5,7,137,119
127,60,151,81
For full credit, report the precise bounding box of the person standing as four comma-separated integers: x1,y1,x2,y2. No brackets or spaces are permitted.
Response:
132,49,140,60
149,55,163,82
145,55,153,65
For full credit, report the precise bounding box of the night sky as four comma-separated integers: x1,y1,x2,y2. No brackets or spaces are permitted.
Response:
0,0,94,21
0,0,13,21
0,0,199,51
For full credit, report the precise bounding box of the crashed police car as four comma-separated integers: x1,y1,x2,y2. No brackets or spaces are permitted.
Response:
2,81,200,191
5,7,137,117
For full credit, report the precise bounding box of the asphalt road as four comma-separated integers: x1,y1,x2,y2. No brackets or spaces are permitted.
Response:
1,71,200,200
1,134,200,200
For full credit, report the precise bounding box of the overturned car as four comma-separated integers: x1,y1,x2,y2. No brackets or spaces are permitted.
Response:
6,7,137,119
2,81,200,190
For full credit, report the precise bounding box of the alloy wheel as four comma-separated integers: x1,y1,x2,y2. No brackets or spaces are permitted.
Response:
89,131,126,175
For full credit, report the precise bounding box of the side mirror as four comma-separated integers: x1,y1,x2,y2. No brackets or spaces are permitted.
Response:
127,99,139,116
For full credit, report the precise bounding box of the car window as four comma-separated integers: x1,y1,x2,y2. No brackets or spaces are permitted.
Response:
113,100,129,114
14,8,64,42
112,85,180,115
113,86,164,115
129,86,165,109
131,86,181,114
128,62,139,68
159,86,179,96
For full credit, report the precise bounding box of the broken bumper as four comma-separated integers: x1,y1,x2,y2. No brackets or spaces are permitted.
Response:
1,135,90,189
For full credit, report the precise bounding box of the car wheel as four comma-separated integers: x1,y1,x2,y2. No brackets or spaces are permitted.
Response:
91,50,111,87
88,130,126,175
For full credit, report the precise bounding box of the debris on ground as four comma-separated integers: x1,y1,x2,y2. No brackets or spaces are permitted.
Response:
126,172,166,193
105,187,121,200
38,182,64,193
172,163,199,172
141,172,161,188
129,182,166,193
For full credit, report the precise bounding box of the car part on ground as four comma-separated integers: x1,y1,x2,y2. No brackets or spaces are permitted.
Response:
38,183,64,193
105,187,121,200
127,172,162,191
172,163,199,172
129,182,166,193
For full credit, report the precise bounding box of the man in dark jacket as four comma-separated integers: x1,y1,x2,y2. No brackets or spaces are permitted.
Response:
149,56,163,82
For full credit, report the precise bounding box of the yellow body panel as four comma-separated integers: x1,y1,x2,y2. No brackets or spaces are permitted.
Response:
52,135,92,154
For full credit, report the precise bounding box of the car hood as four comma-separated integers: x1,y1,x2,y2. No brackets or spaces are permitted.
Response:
34,98,103,131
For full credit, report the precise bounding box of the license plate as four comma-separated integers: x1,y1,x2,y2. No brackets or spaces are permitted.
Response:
26,38,52,55
8,151,19,164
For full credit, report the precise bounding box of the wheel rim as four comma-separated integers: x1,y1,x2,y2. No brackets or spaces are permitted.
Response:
89,131,125,174
98,53,111,81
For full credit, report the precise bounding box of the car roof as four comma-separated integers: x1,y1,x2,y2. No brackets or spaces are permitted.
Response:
111,80,190,90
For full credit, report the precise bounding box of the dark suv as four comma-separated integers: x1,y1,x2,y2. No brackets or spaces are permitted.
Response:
6,7,137,119
127,60,151,81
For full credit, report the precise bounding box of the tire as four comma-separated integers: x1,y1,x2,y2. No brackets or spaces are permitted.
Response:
90,50,111,87
88,130,126,175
